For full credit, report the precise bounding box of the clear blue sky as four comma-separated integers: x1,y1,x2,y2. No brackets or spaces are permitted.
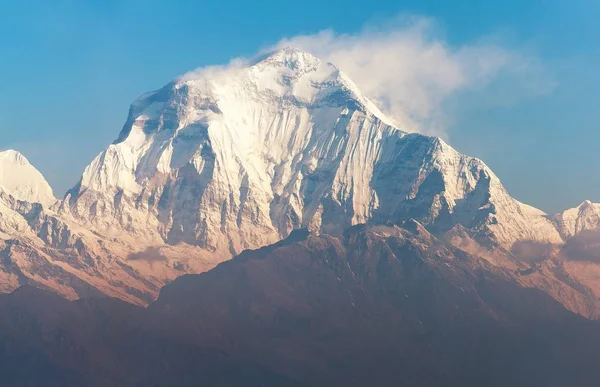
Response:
1,0,598,213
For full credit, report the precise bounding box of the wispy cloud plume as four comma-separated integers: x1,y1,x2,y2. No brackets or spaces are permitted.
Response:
271,16,555,137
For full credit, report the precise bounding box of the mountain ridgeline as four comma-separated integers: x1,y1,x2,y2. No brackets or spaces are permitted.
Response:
1,226,600,386
0,47,599,385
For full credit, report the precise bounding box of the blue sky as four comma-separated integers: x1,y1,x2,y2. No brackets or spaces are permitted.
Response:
0,0,598,213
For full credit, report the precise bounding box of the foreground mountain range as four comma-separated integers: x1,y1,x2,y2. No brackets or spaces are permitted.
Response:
1,225,600,386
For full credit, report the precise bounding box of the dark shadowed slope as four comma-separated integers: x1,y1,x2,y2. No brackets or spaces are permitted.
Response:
153,224,600,387
0,224,600,386
0,286,303,387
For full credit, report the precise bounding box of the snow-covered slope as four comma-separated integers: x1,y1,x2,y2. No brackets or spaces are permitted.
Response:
552,200,600,239
0,150,55,206
61,48,561,257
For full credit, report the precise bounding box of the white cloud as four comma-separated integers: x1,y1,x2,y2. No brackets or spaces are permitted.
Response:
269,16,555,137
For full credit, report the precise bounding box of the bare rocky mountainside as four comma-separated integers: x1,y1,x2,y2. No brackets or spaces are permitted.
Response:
0,48,599,320
1,226,600,386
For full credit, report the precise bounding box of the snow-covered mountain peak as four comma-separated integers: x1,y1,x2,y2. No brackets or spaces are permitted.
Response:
581,200,595,208
0,150,55,206
169,48,393,125
177,48,359,109
552,200,600,239
79,49,402,196
252,47,325,71
0,149,27,165
63,49,564,257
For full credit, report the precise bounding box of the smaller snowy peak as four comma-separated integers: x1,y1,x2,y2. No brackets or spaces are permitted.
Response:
0,150,25,163
552,200,600,239
0,150,56,206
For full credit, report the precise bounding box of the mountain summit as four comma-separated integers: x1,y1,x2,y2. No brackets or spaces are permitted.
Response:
0,150,55,206
62,48,559,258
552,200,600,239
